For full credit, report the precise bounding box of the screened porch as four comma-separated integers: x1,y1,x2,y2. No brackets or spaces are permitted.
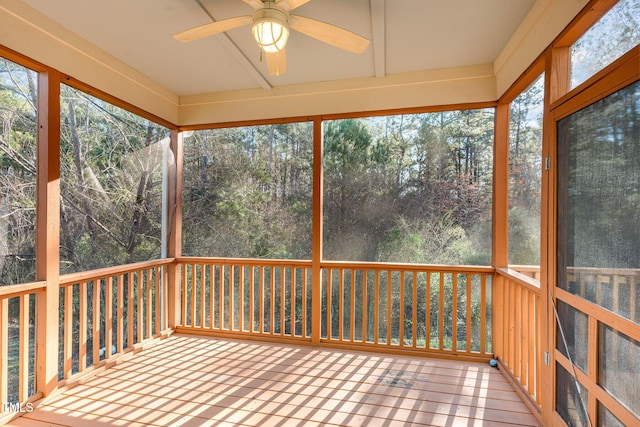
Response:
1,0,639,426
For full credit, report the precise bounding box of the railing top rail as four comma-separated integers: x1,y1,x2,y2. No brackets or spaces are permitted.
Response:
0,281,47,298
509,264,541,272
177,257,495,273
496,268,541,294
177,257,312,267
321,260,494,274
566,266,640,275
60,258,174,286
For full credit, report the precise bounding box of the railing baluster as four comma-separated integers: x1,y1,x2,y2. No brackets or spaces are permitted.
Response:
146,268,152,339
139,271,145,340
399,271,405,347
302,268,308,338
18,294,29,401
79,281,87,371
252,266,256,333
200,264,206,329
93,280,101,363
630,275,637,322
326,268,332,340
480,274,487,354
229,264,236,331
508,280,515,368
259,266,264,334
387,270,392,346
269,267,275,335
349,270,355,343
362,270,368,343
339,268,344,342
611,273,619,315
290,267,296,336
280,268,285,336
117,274,124,353
64,285,73,377
249,266,255,333
466,274,472,353
425,273,431,349
105,277,113,360
181,264,187,327
239,265,245,332
189,264,196,329
451,274,458,353
528,289,536,396
521,287,528,382
128,273,134,347
219,264,225,330
155,267,161,335
534,291,541,404
412,272,417,349
209,264,215,330
515,283,522,379
0,297,7,403
374,270,379,345
438,272,444,351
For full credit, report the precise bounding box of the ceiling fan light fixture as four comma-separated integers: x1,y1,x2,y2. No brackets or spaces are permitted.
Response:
252,7,289,53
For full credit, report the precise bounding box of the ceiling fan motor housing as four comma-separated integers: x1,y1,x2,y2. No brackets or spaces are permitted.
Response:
252,5,290,53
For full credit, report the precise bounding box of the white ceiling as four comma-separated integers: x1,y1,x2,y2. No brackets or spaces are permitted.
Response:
19,0,536,97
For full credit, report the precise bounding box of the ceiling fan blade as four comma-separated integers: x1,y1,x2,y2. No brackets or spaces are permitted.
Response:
240,0,264,9
174,16,252,42
265,50,287,76
289,15,370,54
275,0,311,11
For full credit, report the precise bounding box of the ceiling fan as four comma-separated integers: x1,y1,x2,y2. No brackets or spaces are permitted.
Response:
174,0,370,76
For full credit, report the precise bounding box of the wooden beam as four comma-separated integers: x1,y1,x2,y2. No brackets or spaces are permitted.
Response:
311,117,323,344
35,69,61,397
167,130,183,329
370,0,386,78
548,47,570,105
492,102,509,268
554,0,620,48
540,44,561,427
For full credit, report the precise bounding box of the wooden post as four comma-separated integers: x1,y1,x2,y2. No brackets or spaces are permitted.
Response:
492,102,510,360
35,69,61,397
311,117,323,344
167,129,183,329
539,45,570,425
493,102,509,269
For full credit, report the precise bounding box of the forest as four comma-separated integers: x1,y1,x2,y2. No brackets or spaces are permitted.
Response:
181,110,501,266
0,57,548,286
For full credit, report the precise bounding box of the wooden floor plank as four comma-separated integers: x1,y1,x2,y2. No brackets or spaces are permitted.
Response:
6,334,540,426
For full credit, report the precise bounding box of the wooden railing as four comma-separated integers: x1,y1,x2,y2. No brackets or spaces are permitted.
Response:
556,267,640,427
320,262,493,359
494,268,542,412
565,267,639,323
57,259,172,385
0,281,45,409
175,258,313,342
0,260,172,422
3,257,563,423
176,258,493,360
510,265,541,281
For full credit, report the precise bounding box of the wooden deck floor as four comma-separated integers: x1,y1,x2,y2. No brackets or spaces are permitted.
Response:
8,334,540,426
